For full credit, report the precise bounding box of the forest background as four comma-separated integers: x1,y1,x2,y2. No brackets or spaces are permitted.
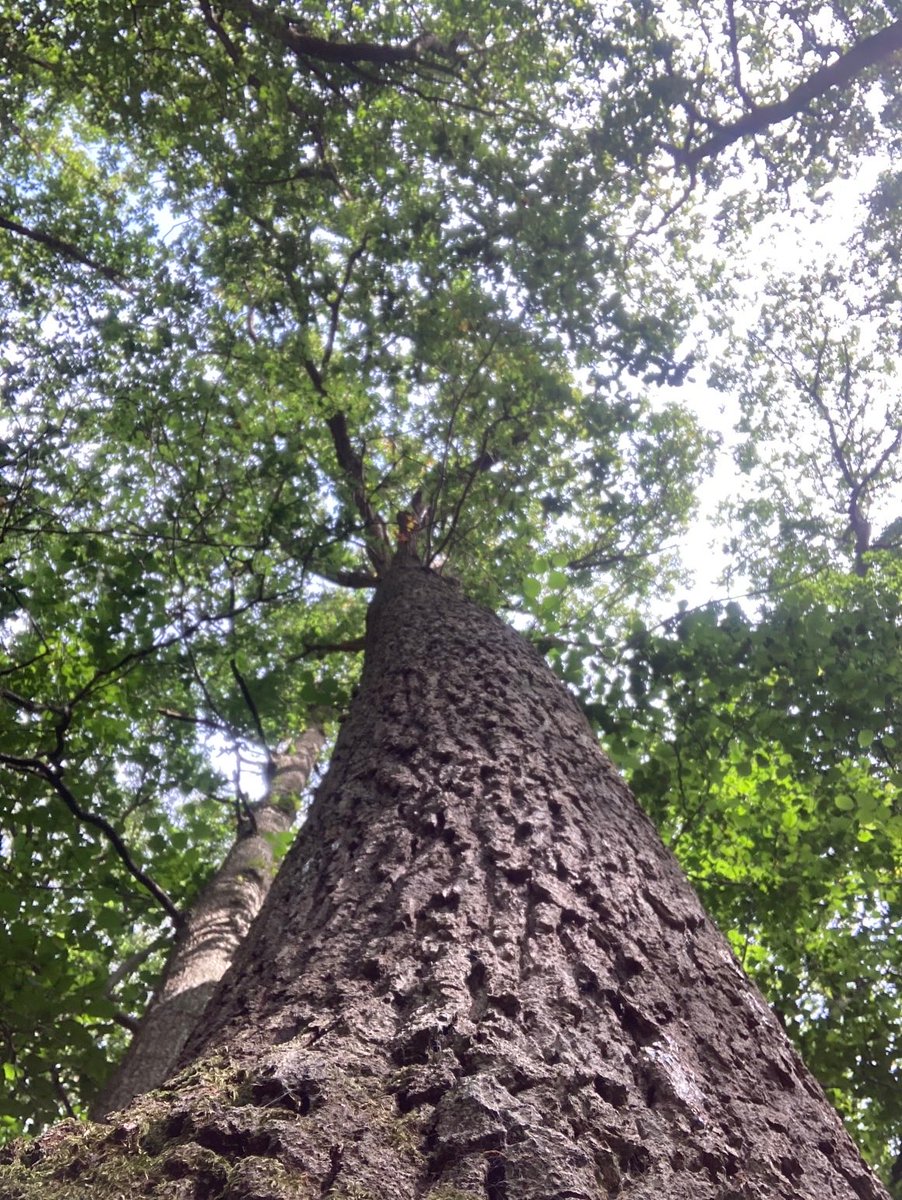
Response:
0,0,900,1190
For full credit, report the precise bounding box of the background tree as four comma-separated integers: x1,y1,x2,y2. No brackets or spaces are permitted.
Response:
91,725,326,1120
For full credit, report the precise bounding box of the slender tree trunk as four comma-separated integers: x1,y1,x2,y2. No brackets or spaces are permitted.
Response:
91,726,324,1118
0,557,887,1199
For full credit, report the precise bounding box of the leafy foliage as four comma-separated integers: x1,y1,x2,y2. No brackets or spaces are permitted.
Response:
712,247,902,588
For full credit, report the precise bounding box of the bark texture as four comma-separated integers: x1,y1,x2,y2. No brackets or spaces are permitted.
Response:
0,559,888,1200
91,727,324,1118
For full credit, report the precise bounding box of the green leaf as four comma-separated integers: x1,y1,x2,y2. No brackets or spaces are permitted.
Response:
522,578,541,602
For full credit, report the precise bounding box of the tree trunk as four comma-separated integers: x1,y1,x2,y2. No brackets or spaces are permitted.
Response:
0,557,887,1199
91,727,324,1118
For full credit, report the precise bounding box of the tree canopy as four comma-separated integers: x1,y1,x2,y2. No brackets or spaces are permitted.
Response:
0,0,900,1187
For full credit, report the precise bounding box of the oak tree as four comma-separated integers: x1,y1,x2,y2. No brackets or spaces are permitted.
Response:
0,0,900,1195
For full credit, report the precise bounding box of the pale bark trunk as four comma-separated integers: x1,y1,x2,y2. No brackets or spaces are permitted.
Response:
91,727,324,1118
0,559,887,1199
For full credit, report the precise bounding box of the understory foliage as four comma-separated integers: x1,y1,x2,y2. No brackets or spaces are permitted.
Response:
0,0,900,1187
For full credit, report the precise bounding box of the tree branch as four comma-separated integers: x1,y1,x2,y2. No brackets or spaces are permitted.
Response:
158,707,238,735
50,1067,78,1120
322,238,368,371
425,332,503,561
0,214,125,283
430,423,500,565
682,17,902,167
230,657,266,743
106,935,170,995
0,686,68,717
308,564,380,589
197,0,244,68
284,635,367,664
725,0,753,107
231,0,461,71
326,411,390,570
0,753,181,923
567,543,675,573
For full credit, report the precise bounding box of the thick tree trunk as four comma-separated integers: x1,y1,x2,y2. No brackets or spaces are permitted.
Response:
0,558,887,1199
91,727,324,1118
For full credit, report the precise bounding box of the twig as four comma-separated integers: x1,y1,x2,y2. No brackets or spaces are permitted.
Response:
0,753,181,923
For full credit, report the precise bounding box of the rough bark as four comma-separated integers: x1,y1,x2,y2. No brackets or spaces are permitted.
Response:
0,558,888,1200
91,727,324,1119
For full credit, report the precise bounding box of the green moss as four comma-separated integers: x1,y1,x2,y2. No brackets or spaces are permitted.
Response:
384,1110,425,1154
226,1155,319,1200
0,1122,314,1200
421,1188,480,1200
328,1186,373,1200
0,1080,239,1199
162,1051,244,1104
0,1120,164,1199
0,1055,433,1199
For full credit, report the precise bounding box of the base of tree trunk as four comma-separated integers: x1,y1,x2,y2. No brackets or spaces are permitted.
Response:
0,1031,886,1200
0,561,887,1200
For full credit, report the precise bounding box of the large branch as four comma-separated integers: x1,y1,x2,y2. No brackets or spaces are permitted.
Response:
684,17,902,167
308,564,380,589
0,214,125,282
231,0,460,70
198,0,486,120
326,410,390,571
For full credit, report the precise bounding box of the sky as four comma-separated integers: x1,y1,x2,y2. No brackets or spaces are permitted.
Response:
671,153,898,611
